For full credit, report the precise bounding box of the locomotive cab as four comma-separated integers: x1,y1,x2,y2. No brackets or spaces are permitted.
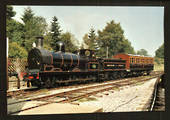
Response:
74,49,96,58
74,49,100,71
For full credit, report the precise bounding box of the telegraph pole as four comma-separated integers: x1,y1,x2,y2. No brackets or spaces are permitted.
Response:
7,37,9,90
106,46,109,58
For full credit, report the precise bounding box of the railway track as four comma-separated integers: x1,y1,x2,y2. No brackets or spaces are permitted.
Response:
7,71,163,98
7,87,39,98
149,74,165,111
8,73,162,115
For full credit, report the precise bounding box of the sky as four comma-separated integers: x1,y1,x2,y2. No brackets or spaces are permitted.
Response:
12,6,164,56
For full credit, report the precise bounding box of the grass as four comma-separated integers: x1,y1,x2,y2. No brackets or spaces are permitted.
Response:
134,81,145,86
78,97,98,102
111,87,120,91
154,63,164,71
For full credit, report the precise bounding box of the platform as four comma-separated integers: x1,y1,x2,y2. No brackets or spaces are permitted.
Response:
12,102,102,115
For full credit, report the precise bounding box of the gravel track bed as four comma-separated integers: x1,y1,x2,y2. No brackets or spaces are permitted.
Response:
78,78,157,112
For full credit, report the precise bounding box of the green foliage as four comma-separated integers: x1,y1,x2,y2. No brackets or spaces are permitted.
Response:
21,7,34,24
154,43,164,66
119,39,135,54
9,42,27,58
24,16,47,50
154,57,164,65
21,7,48,51
154,57,164,71
137,49,149,56
60,32,78,52
82,34,89,49
6,6,24,46
6,19,24,45
155,43,164,59
97,20,135,57
83,28,98,50
6,5,16,20
7,6,48,59
6,6,28,58
43,33,53,51
50,16,62,51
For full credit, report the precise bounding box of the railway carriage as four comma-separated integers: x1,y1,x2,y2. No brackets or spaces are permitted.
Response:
113,53,154,76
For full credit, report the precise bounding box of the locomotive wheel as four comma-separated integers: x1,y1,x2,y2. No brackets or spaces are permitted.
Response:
51,77,56,87
44,77,54,88
113,72,119,79
27,81,30,87
146,71,150,75
120,72,125,78
44,79,51,88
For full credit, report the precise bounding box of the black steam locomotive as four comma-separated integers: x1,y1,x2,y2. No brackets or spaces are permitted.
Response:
24,37,153,88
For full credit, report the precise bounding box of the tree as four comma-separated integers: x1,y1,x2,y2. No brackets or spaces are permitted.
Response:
7,6,48,58
21,7,48,51
6,6,28,59
60,32,78,52
6,19,24,45
120,39,135,54
21,7,35,49
21,7,34,24
83,28,98,50
97,20,135,57
22,17,47,51
6,5,23,43
82,34,89,49
43,33,53,51
155,43,164,59
137,49,149,56
9,42,27,58
50,16,62,51
6,5,16,20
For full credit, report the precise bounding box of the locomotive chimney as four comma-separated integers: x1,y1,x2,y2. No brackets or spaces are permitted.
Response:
56,41,65,52
36,36,44,48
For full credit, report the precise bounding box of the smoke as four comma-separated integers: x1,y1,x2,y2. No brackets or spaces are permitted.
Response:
15,58,23,80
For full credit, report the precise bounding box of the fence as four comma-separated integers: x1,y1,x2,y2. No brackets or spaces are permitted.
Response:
8,58,28,90
8,58,27,76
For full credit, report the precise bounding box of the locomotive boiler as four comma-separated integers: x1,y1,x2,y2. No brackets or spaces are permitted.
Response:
28,37,88,72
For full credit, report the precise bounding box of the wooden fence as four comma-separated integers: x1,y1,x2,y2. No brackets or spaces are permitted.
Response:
8,58,27,76
8,58,28,90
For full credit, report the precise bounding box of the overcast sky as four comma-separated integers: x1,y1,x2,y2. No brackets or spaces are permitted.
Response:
13,6,164,56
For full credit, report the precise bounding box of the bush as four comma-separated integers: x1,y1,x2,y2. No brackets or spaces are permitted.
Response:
9,42,28,58
154,57,164,65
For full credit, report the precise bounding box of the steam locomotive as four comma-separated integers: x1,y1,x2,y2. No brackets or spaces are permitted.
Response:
24,37,154,88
